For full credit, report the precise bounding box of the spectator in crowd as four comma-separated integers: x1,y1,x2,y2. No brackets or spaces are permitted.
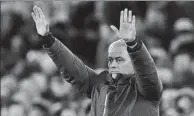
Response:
160,88,179,115
42,76,72,103
174,88,194,116
170,17,194,54
1,74,18,106
60,108,77,116
28,98,51,116
8,101,26,116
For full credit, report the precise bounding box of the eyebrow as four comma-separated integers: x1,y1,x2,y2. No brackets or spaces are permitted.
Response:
108,56,123,59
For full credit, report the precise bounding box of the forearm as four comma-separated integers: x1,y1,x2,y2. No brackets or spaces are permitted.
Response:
126,39,163,100
126,39,155,76
40,33,97,94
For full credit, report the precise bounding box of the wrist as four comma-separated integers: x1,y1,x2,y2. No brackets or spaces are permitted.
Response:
41,31,50,37
128,42,137,49
39,32,55,48
124,38,138,46
39,31,51,38
126,39,142,53
123,35,136,42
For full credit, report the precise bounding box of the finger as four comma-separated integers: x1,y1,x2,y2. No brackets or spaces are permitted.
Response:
120,10,124,23
128,10,132,23
31,12,36,21
132,15,136,27
34,5,40,18
37,7,44,19
33,6,38,19
36,6,41,18
110,25,119,35
124,8,128,23
46,24,49,32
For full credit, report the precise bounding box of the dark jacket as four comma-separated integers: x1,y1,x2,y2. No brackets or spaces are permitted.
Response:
42,33,163,116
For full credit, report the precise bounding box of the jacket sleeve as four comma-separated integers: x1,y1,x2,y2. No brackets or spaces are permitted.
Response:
127,40,163,101
41,33,98,97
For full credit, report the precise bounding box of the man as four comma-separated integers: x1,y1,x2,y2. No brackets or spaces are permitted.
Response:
32,5,163,116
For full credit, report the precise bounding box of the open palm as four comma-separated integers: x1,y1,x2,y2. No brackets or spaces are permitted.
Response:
110,8,136,42
31,5,49,36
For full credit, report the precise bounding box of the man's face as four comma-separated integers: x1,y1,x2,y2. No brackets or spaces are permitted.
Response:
8,104,25,116
28,107,45,116
177,96,193,113
108,46,134,76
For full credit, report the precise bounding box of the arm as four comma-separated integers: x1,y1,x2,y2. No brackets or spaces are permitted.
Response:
127,40,163,101
43,33,97,95
31,5,98,97
110,9,163,101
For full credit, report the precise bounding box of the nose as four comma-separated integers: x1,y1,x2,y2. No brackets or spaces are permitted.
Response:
110,60,118,68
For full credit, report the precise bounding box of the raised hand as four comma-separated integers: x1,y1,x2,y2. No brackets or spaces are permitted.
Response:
31,5,49,36
110,8,136,42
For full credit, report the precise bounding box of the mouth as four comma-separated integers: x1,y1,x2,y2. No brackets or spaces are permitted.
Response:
110,71,119,74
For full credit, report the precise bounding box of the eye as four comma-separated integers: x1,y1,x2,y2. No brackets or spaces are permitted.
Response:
116,58,124,63
108,58,113,63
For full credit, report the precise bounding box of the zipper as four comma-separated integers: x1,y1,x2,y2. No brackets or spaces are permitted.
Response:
102,90,109,116
103,82,117,116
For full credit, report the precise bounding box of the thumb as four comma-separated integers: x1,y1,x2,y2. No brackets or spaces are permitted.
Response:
110,25,119,35
46,24,49,33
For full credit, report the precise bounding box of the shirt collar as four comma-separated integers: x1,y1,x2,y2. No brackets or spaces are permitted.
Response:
105,73,135,85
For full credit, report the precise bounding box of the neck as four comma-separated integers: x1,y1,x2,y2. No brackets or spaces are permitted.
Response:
111,74,121,81
111,73,134,84
112,74,118,79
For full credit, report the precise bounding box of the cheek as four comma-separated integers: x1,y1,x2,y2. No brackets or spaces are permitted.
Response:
119,61,133,72
108,62,110,67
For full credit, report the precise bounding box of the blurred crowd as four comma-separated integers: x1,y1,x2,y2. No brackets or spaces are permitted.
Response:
1,1,194,116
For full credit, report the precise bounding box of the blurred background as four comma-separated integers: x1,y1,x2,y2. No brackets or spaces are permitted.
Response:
1,1,194,116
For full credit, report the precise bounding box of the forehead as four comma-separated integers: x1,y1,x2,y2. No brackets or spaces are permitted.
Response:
108,46,128,57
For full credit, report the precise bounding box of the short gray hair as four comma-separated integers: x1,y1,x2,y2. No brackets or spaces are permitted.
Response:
108,39,127,53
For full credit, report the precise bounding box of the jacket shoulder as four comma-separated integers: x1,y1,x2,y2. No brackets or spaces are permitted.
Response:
92,70,109,86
